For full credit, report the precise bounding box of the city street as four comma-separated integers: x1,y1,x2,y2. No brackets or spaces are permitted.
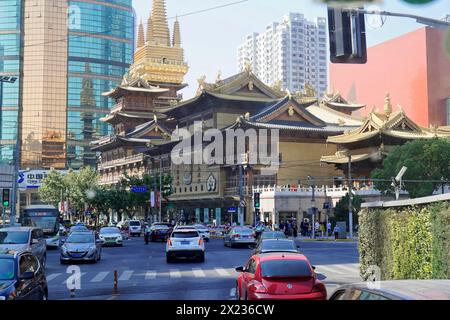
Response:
45,237,360,300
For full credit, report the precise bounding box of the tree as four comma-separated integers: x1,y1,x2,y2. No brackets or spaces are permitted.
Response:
38,169,67,208
372,139,450,198
87,186,112,223
331,193,364,227
65,167,99,213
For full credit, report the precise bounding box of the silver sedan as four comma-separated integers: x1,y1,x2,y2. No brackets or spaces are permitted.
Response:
60,231,102,264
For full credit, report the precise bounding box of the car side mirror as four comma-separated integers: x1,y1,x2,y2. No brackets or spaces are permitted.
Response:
312,266,316,270
235,266,244,273
20,271,34,280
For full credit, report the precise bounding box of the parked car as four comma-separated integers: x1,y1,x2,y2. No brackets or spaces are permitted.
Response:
129,220,142,237
255,231,287,248
98,227,123,246
329,280,450,300
223,226,256,248
0,251,48,300
235,252,326,300
60,231,102,264
192,224,210,242
166,228,205,263
149,223,173,242
0,227,47,268
252,239,300,255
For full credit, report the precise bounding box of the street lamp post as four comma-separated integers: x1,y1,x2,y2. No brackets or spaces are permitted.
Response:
348,154,353,239
308,176,316,239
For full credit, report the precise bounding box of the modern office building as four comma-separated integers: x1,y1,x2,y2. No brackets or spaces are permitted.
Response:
237,13,328,97
0,0,134,169
0,0,23,163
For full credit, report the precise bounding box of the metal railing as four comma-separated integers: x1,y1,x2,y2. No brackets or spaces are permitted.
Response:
98,154,145,170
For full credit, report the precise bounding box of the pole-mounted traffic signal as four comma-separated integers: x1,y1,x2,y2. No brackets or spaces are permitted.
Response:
2,189,10,207
253,192,260,209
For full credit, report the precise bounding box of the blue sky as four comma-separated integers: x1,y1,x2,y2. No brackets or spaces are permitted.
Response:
132,0,449,98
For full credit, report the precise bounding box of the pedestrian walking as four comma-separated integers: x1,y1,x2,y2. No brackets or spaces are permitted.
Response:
292,224,298,238
333,225,340,240
326,221,332,237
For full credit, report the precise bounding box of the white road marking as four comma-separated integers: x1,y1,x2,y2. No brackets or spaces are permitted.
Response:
192,268,206,278
62,272,86,284
118,270,134,281
46,273,62,282
145,270,157,280
90,272,109,283
215,268,230,277
336,265,360,274
316,265,346,275
170,269,181,278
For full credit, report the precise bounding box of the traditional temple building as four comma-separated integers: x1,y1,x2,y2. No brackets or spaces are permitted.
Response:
321,93,450,180
91,0,188,185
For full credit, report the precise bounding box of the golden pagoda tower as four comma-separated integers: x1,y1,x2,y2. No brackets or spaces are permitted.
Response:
129,0,188,85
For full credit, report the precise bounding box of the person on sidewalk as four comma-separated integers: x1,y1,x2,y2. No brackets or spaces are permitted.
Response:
292,224,298,238
333,225,340,240
326,221,332,237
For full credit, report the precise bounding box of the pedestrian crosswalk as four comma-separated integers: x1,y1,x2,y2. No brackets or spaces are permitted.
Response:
46,267,237,286
46,264,360,287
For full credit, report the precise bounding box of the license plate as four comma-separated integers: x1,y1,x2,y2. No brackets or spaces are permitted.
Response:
72,253,82,257
242,235,249,238
181,241,190,245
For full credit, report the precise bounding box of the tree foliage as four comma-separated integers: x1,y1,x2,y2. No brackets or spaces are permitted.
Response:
38,169,66,208
331,192,364,227
372,139,450,198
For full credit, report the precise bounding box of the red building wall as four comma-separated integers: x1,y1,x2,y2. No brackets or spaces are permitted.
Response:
330,27,450,127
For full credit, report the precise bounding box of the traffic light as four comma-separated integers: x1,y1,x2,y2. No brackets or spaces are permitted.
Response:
328,7,367,64
2,189,10,207
253,192,260,209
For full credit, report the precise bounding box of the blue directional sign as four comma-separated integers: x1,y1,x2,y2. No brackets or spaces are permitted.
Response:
131,186,148,193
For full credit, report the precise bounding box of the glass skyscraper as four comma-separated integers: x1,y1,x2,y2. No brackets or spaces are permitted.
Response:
0,0,22,163
67,0,134,169
0,0,133,169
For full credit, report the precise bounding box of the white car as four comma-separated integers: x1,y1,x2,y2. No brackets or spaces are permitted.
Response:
129,220,142,237
99,227,123,246
166,228,205,263
192,224,210,242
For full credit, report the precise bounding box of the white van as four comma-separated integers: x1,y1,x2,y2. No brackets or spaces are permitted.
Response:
129,220,142,237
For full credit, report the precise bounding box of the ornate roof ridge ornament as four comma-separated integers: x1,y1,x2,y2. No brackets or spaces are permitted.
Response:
215,70,222,84
384,92,392,119
244,60,252,74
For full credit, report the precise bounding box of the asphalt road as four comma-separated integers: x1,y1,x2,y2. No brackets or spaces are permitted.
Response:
44,237,361,300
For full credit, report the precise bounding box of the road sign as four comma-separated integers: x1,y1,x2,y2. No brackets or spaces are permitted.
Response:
131,185,148,193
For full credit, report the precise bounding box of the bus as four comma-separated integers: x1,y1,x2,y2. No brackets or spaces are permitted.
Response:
21,205,61,249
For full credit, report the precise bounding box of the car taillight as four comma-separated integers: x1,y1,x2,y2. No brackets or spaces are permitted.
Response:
198,238,203,245
251,232,256,238
249,281,267,293
232,234,240,238
312,282,326,294
168,239,172,246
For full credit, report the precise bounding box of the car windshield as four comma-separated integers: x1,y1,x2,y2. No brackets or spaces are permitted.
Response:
260,240,297,252
261,259,312,278
194,225,208,230
100,228,120,234
172,231,199,238
233,227,252,234
262,232,285,239
66,233,94,243
0,258,15,280
0,231,29,244
153,225,170,229
71,226,88,232
129,221,141,226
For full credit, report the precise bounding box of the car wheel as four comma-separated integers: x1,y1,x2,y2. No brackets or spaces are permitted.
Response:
198,253,205,263
42,289,48,301
60,259,66,265
230,242,234,248
166,254,173,263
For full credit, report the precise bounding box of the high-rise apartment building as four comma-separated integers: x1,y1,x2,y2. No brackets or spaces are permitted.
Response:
237,13,328,97
0,0,134,169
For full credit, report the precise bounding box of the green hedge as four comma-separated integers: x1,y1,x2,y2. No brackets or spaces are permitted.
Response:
359,203,450,280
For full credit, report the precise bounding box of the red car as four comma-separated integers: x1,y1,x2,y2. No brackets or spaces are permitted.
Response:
235,252,327,300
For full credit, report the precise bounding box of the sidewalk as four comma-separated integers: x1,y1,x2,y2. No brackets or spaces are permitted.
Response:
289,236,358,242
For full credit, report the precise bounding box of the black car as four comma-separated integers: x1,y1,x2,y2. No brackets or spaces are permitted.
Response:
255,230,287,247
149,223,173,242
251,239,300,255
0,251,48,300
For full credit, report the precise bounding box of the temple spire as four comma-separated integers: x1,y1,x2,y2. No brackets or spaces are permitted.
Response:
172,17,181,47
137,20,145,48
384,92,392,118
151,0,170,46
146,15,153,42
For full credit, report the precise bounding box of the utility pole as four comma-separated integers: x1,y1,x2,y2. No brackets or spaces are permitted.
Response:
238,164,244,226
348,154,353,239
308,176,316,240
159,157,162,222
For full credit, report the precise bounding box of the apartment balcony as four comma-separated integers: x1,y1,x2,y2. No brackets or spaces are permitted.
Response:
98,154,145,171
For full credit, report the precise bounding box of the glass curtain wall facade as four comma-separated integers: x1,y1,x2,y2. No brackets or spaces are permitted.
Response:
0,0,22,163
67,0,133,169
